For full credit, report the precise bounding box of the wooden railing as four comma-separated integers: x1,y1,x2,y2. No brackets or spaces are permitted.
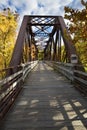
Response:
0,65,21,80
0,61,38,119
45,61,74,81
45,61,87,95
74,70,87,94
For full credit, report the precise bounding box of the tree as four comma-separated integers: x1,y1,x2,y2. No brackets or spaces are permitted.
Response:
38,50,44,60
64,0,87,66
0,8,18,69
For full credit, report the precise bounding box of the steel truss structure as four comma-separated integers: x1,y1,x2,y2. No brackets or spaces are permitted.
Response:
9,15,77,73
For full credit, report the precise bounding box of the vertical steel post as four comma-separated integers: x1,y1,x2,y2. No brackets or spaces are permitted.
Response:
58,16,77,62
9,16,29,67
57,30,62,62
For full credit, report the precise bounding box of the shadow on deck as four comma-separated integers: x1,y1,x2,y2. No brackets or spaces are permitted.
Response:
0,62,87,130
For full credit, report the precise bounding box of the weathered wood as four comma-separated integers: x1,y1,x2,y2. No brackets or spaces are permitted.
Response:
45,61,87,95
74,70,87,94
0,62,87,130
0,61,38,119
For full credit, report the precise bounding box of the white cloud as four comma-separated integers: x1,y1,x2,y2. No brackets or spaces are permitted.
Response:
33,0,72,15
0,0,83,13
0,0,83,26
0,0,8,6
68,0,84,9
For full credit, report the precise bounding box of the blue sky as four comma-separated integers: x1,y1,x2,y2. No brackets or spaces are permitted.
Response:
0,0,86,25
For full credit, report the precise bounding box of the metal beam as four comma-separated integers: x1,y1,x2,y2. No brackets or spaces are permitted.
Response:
9,16,29,69
58,16,77,62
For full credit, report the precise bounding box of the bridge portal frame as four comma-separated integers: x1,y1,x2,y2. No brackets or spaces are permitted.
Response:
9,15,77,74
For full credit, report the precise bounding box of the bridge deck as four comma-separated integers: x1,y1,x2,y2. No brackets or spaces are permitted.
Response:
0,62,87,130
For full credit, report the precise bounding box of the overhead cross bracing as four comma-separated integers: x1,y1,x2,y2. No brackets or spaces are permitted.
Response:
27,16,59,50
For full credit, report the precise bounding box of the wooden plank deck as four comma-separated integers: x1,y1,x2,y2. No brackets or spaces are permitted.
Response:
0,61,87,130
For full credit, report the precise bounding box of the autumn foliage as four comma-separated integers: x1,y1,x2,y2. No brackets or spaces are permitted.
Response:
64,0,87,67
0,8,18,69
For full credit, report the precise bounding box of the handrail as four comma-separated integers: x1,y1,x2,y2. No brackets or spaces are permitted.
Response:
0,60,38,119
45,61,74,81
45,61,87,95
74,70,87,94
0,65,22,80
